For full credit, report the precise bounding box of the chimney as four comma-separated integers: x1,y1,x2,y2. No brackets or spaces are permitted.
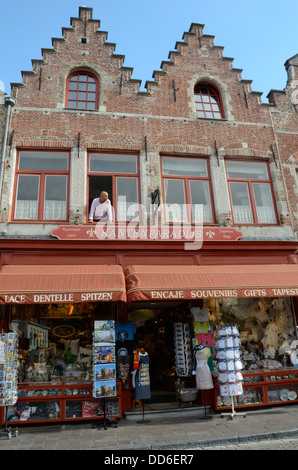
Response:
285,54,298,85
78,6,93,21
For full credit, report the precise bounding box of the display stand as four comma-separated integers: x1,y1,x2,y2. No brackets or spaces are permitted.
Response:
1,406,18,440
198,390,212,420
136,400,151,424
92,397,118,430
92,321,117,431
216,325,246,421
0,333,19,439
221,396,246,420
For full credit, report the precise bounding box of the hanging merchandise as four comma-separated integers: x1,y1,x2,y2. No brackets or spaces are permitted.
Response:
118,361,130,384
191,306,209,323
216,326,246,419
194,342,213,420
115,322,136,342
195,343,214,390
133,349,140,370
93,321,116,398
134,350,151,400
174,323,193,377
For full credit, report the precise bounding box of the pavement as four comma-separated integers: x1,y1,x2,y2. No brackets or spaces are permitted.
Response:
1,403,298,451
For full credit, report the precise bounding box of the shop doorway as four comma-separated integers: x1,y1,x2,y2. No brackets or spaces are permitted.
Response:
128,301,194,403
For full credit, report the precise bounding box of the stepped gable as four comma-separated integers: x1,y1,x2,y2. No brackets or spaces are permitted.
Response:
267,54,298,110
146,22,267,111
9,6,291,114
10,6,140,105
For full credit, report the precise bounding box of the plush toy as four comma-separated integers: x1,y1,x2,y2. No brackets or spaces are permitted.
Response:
261,322,281,350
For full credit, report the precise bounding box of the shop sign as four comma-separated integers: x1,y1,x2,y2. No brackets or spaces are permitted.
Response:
0,291,117,304
51,224,243,242
139,287,298,301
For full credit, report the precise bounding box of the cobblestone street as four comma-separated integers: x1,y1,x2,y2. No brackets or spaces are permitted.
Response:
189,437,298,450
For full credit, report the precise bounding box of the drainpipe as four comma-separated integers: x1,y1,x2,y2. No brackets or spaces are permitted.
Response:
0,96,16,199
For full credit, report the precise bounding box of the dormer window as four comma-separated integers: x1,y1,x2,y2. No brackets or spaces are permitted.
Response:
66,71,99,110
194,83,224,119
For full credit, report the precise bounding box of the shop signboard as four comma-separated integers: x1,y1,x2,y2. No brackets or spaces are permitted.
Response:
133,287,298,301
51,224,243,242
0,292,119,304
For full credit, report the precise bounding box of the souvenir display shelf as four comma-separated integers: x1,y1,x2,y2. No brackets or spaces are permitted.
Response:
2,380,122,425
213,367,298,410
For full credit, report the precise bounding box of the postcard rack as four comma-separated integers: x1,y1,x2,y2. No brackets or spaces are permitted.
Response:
0,333,19,439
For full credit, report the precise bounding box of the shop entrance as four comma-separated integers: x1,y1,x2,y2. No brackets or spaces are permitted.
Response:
128,301,194,403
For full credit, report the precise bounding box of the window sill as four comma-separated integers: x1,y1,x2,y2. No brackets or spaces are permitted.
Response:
196,117,227,122
233,223,281,227
9,221,70,224
64,107,99,113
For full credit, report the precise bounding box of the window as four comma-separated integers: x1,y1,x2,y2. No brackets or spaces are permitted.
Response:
66,71,99,110
88,153,139,221
161,156,215,224
226,160,277,224
194,83,224,119
13,151,69,221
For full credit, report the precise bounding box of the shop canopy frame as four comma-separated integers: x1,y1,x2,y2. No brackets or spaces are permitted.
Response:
124,264,298,302
0,265,126,304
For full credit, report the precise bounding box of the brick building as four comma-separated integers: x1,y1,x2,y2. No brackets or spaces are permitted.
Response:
0,7,298,423
267,54,298,235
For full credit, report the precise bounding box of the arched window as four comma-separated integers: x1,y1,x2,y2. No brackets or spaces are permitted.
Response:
194,83,224,119
66,71,99,110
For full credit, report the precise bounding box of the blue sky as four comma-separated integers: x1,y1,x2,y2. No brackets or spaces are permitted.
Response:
0,0,297,101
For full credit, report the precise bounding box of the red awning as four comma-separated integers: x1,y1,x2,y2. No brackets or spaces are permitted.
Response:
125,264,298,302
0,265,126,304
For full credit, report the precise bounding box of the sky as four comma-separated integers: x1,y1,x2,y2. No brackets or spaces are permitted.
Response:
0,0,297,102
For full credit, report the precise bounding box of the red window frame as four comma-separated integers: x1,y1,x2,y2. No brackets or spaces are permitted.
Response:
66,71,99,110
194,83,224,119
87,152,141,223
12,150,70,223
226,159,278,225
161,155,216,224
